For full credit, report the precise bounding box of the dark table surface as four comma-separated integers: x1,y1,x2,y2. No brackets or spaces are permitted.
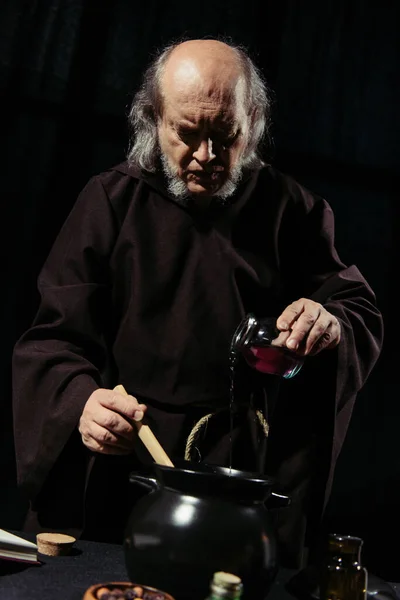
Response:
1,533,399,600
0,534,296,600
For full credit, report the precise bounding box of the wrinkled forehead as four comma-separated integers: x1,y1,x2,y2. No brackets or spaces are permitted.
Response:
160,58,248,123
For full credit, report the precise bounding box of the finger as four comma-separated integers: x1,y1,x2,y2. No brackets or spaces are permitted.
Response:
81,428,134,455
286,304,322,351
270,330,291,347
79,417,134,447
100,391,147,421
85,438,133,455
308,327,334,356
309,321,341,355
92,407,137,440
88,421,134,448
302,317,330,355
276,299,306,331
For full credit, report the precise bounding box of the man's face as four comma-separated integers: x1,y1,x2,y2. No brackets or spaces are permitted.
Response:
157,71,249,200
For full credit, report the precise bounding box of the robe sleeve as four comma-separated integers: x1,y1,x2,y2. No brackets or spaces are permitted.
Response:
277,174,384,505
262,173,384,566
282,183,383,384
12,176,118,500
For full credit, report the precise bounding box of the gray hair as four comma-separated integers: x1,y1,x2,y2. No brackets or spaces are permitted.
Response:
127,41,273,172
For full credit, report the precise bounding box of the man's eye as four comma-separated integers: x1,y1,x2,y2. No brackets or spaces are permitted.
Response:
216,132,239,148
178,130,198,141
222,137,236,148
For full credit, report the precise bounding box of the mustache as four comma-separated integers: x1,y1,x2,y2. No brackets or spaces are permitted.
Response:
188,166,225,174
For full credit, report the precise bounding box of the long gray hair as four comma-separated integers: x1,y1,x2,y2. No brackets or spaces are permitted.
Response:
127,40,273,172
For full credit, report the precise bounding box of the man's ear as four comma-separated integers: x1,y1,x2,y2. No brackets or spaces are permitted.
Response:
244,108,259,151
145,104,157,123
250,106,258,126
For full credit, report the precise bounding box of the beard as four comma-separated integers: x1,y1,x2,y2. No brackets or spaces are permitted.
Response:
160,154,243,206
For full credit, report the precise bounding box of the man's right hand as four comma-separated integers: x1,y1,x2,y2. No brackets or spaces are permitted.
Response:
78,388,147,454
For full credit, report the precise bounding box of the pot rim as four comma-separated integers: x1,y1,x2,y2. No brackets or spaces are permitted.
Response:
153,460,276,486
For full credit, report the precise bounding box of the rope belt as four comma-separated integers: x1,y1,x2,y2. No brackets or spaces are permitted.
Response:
184,408,270,461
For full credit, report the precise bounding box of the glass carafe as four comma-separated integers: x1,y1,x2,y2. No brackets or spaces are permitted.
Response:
230,313,304,379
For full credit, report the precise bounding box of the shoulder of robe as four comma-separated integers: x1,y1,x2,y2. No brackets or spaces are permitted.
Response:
92,160,142,192
106,160,142,179
80,161,149,222
239,165,323,219
261,164,326,211
89,160,169,205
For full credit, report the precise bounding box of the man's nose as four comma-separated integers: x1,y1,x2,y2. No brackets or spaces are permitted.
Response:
192,138,216,164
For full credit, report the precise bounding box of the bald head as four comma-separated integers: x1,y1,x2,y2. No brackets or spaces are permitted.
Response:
164,40,243,86
161,39,245,112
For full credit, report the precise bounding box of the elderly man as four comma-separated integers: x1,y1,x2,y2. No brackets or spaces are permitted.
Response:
12,39,383,567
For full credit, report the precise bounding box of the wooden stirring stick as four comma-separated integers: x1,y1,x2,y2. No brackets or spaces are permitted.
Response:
113,384,174,467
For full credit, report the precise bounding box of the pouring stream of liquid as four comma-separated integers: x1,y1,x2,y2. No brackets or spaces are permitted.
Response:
228,349,239,475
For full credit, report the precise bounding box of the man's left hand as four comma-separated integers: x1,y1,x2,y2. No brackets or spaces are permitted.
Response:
276,298,341,356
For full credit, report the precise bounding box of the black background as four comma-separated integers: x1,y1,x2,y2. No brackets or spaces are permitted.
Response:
1,0,399,580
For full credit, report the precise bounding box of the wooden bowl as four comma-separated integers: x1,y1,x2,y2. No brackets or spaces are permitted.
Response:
83,581,175,600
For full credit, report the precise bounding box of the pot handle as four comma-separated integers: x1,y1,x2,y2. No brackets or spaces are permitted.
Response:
129,473,160,493
266,491,291,509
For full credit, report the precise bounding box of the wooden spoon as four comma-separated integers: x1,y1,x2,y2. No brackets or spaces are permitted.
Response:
113,384,174,467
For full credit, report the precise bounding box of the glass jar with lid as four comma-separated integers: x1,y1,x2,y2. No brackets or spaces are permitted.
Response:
205,571,243,600
319,534,368,600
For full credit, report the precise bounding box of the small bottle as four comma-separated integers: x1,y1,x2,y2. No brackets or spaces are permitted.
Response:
205,571,243,600
320,534,368,600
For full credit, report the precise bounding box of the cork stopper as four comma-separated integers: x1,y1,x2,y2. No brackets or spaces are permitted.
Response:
36,532,76,556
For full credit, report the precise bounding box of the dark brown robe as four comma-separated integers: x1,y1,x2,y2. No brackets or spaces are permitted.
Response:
12,163,383,567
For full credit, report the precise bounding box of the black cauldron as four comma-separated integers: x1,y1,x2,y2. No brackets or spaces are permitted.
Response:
123,461,290,600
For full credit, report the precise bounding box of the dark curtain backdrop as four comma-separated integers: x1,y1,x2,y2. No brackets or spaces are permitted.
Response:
1,0,399,578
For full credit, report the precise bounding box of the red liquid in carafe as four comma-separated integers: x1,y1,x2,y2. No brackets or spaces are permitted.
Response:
242,344,302,378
